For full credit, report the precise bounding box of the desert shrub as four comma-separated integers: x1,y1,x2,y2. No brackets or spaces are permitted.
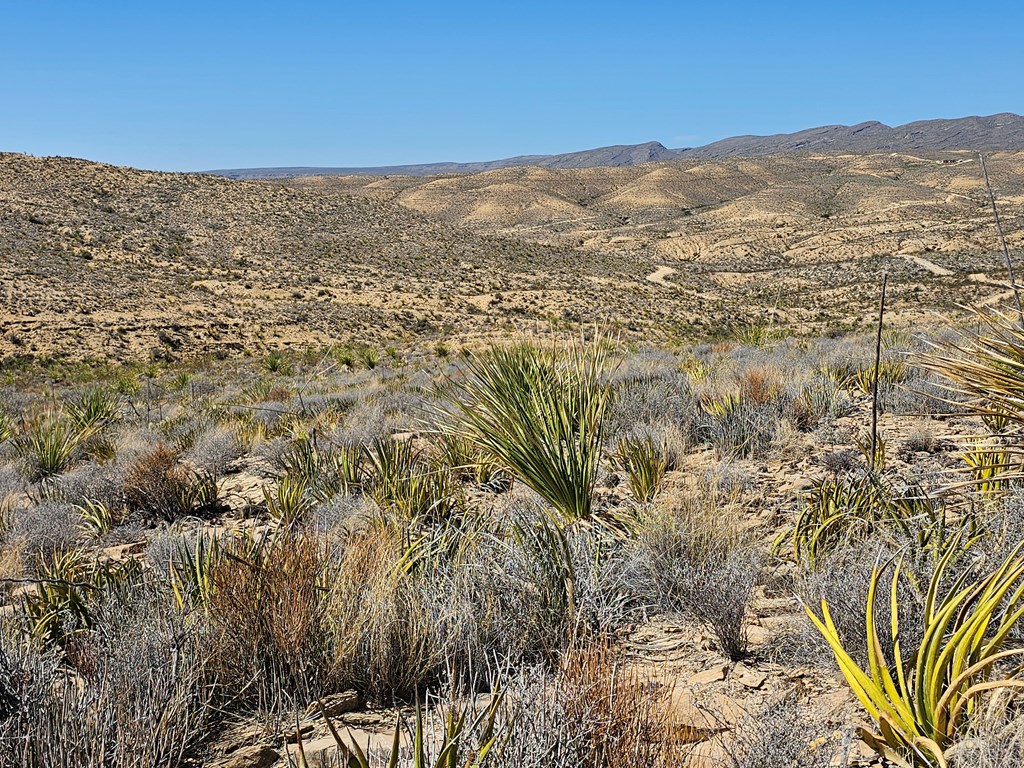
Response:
328,525,445,700
123,444,221,522
605,370,698,448
715,696,841,767
949,715,1024,767
485,646,688,768
7,501,82,572
786,371,853,430
0,586,211,767
636,491,760,659
184,423,240,475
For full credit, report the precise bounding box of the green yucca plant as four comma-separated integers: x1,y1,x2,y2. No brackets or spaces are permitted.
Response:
75,499,117,538
65,387,121,430
24,549,140,651
169,531,221,611
963,442,1019,496
614,436,667,503
854,359,908,395
433,431,503,487
919,307,1024,429
0,412,13,443
15,414,97,480
806,540,1024,767
264,476,313,528
781,473,934,565
449,338,612,523
298,694,503,768
366,438,462,523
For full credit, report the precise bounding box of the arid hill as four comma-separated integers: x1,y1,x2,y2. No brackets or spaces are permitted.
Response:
2,150,1022,362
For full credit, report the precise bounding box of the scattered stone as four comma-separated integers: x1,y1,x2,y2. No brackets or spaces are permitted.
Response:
688,662,730,686
210,744,279,768
304,689,361,720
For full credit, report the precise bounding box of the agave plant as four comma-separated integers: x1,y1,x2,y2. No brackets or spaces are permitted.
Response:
806,540,1024,767
449,338,612,524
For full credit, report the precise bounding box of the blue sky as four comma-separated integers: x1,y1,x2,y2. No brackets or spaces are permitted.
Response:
2,1,1021,171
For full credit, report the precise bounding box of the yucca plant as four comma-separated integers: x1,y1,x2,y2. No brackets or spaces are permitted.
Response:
781,473,935,565
366,438,462,523
15,414,96,480
806,541,1024,767
298,694,503,768
65,387,121,430
75,499,117,538
614,436,668,503
433,431,503,487
265,476,313,528
24,550,140,652
963,443,1019,496
919,308,1024,429
169,531,221,611
854,359,908,395
449,338,612,524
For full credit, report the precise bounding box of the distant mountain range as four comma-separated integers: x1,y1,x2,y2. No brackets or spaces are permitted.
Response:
208,113,1024,179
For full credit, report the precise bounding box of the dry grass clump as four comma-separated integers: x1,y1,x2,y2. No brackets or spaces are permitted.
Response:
205,531,338,708
637,489,761,660
123,443,221,522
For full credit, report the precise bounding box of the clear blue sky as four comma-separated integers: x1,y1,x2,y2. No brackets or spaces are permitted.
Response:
3,1,1021,171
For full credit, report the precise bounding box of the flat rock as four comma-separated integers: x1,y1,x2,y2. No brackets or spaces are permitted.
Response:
304,689,361,720
209,744,279,768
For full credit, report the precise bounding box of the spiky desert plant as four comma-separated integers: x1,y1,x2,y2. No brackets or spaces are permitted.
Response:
366,438,462,523
75,499,117,538
300,694,503,768
920,308,1024,428
782,473,935,565
15,413,96,480
963,443,1020,496
434,430,504,487
806,540,1024,767
169,531,222,611
65,387,121,430
614,436,667,503
265,475,313,528
449,337,612,523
